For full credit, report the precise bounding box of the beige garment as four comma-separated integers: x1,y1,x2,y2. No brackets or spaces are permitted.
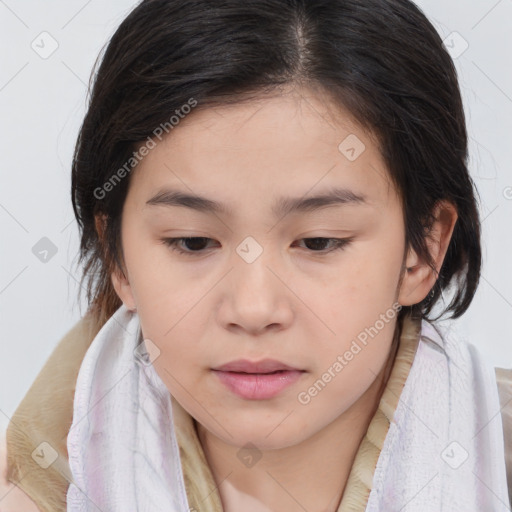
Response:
1,313,511,511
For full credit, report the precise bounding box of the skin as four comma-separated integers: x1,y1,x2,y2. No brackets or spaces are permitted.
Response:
108,85,457,512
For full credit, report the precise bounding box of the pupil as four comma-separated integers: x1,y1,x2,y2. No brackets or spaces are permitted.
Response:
306,238,327,251
186,237,208,251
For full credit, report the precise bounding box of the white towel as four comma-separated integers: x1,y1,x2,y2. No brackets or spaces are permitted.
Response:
66,304,510,511
66,305,190,512
366,320,511,511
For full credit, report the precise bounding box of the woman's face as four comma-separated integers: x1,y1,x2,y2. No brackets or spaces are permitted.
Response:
112,87,419,450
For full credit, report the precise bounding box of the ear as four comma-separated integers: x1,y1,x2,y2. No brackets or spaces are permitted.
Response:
398,200,458,306
94,213,137,311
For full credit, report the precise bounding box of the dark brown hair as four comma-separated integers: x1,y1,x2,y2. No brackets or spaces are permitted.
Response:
71,0,481,327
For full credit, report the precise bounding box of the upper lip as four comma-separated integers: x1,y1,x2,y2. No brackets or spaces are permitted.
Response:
213,358,302,374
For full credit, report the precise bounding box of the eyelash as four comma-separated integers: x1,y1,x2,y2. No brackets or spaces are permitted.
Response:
160,236,353,256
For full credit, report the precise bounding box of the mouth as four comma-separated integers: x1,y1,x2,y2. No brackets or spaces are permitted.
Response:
212,358,303,374
211,359,305,400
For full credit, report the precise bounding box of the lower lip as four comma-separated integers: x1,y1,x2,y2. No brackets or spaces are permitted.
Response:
212,370,304,400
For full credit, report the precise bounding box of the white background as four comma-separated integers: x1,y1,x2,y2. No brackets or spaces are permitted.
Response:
1,0,511,428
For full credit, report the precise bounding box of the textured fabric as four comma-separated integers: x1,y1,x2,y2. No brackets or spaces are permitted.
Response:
365,320,510,511
336,309,421,511
2,307,512,511
66,305,191,511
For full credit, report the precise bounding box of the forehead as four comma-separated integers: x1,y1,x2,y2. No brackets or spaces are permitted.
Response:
129,88,396,213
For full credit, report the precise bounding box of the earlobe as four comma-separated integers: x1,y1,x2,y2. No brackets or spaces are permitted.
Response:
398,200,458,307
398,251,436,306
398,246,431,306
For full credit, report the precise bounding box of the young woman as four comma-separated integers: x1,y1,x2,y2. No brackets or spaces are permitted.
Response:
2,0,511,511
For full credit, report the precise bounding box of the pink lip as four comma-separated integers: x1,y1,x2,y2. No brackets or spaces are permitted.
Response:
212,359,305,400
213,358,301,373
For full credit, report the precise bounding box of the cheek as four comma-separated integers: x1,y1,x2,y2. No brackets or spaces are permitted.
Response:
295,331,394,428
122,236,195,321
348,231,404,298
143,318,207,403
295,241,402,371
305,242,402,321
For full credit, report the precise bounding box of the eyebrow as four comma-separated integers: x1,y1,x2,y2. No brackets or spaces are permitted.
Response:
145,186,369,218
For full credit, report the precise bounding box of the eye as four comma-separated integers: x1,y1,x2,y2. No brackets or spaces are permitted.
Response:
161,237,216,255
161,236,353,256
293,237,353,253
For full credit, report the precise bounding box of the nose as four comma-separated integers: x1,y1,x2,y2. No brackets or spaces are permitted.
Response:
216,249,294,336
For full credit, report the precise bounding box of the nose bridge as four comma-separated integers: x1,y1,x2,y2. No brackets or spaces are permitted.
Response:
218,235,293,333
232,234,280,297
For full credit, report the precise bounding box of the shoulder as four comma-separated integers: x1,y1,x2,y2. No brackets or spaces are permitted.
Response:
0,429,42,512
495,367,512,505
